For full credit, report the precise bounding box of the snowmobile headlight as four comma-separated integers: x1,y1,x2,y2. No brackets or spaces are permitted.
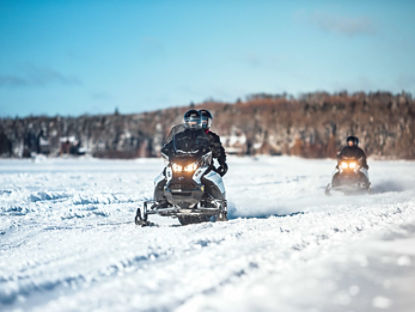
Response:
349,161,357,169
340,161,348,169
172,163,183,172
184,162,198,172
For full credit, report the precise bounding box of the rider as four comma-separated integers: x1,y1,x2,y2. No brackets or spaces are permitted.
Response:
337,136,368,169
161,109,208,156
154,109,227,206
199,109,228,177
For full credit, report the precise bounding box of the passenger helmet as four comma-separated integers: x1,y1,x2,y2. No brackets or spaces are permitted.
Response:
199,109,213,129
346,135,359,146
183,110,202,129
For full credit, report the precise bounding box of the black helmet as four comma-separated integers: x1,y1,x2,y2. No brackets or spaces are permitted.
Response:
183,109,202,129
199,109,213,129
346,135,359,146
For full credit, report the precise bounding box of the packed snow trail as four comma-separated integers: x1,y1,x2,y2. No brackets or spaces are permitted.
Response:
0,157,414,311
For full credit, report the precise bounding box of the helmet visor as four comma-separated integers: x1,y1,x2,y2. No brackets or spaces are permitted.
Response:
183,110,202,128
185,116,202,128
199,109,213,129
347,136,359,146
200,115,212,129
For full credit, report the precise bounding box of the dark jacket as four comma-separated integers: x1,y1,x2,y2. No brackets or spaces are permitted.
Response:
162,126,228,176
337,146,368,169
161,128,209,157
205,130,227,166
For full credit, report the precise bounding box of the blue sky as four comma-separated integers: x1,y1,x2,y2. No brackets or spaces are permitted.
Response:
1,0,414,117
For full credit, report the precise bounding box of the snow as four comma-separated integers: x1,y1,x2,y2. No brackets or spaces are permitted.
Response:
1,156,415,311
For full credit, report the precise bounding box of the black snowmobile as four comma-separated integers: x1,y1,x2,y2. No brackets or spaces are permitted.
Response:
325,156,370,195
135,129,227,226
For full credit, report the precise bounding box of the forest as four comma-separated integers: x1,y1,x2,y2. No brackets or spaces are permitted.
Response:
1,91,414,159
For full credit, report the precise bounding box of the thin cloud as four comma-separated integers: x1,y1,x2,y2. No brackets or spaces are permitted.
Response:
396,74,415,90
310,11,376,37
91,91,113,101
245,54,262,68
0,66,82,87
141,37,165,59
0,76,27,87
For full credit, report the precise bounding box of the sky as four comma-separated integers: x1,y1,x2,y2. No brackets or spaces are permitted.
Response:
0,0,414,117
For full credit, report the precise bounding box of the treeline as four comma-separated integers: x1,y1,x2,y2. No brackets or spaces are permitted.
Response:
0,91,414,159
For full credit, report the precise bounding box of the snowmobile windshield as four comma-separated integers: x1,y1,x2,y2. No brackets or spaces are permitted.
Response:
339,156,362,162
165,124,186,143
172,128,210,157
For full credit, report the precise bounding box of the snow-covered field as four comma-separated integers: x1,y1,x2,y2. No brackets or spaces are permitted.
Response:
1,156,415,312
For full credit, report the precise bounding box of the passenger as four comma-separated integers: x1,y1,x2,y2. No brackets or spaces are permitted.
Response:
199,109,228,177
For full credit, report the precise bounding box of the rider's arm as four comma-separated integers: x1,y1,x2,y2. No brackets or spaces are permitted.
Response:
359,148,369,169
210,133,227,176
161,141,173,157
337,147,347,159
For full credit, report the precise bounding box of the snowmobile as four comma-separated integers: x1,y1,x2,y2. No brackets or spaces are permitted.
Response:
135,130,227,226
325,156,370,195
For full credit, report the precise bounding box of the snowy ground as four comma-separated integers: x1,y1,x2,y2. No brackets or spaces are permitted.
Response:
1,156,415,312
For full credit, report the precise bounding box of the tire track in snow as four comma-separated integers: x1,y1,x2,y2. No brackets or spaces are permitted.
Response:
24,201,415,312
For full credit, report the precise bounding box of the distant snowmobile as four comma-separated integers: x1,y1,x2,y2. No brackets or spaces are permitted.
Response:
135,128,227,226
325,156,371,195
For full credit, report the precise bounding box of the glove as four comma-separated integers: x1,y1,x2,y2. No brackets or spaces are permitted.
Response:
217,163,228,177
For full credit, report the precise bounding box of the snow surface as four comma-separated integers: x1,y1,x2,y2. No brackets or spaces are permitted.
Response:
1,156,415,312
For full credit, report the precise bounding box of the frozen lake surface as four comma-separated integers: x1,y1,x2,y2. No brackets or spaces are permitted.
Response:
1,156,415,311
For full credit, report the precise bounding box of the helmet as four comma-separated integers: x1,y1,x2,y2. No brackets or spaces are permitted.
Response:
346,136,359,146
183,109,202,129
199,109,213,129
